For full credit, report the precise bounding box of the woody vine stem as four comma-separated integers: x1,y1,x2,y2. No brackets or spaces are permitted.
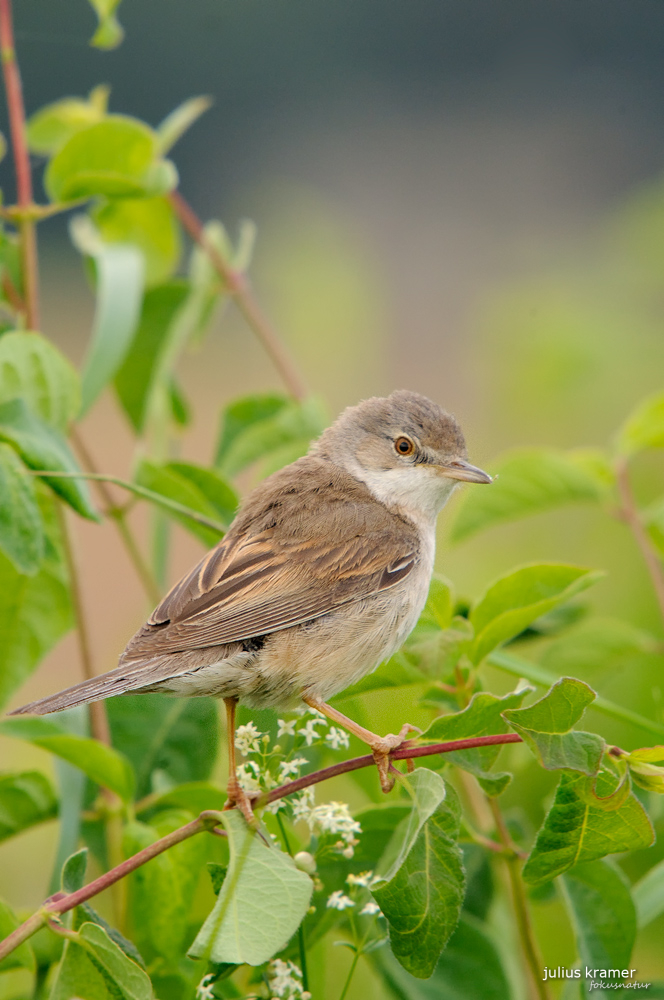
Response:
0,733,523,964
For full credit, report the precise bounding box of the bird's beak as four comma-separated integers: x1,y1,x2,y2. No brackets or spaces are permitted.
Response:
437,458,493,484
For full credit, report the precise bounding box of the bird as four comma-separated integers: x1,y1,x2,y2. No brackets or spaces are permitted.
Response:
10,390,491,821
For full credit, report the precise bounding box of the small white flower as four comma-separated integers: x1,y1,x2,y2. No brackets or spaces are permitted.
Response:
360,901,382,916
291,787,316,822
307,706,326,719
308,802,362,851
268,958,306,998
265,798,287,814
327,890,355,910
278,757,309,780
195,973,216,1000
346,870,376,888
298,718,325,746
342,845,355,859
235,763,261,792
325,726,350,750
235,722,263,755
277,718,297,738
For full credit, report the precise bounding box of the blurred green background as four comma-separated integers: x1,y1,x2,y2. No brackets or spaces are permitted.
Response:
2,1,664,996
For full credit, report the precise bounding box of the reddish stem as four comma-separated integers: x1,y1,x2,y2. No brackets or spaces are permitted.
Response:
0,0,39,328
169,190,307,401
615,457,664,623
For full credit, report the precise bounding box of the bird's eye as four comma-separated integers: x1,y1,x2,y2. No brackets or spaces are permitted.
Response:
394,436,414,456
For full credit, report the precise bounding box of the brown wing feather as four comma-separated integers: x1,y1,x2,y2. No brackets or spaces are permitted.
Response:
122,456,419,661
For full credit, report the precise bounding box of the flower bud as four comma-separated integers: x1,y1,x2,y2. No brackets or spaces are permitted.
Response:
293,850,317,874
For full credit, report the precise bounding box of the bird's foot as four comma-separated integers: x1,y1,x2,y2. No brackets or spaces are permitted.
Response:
224,780,259,825
370,723,422,793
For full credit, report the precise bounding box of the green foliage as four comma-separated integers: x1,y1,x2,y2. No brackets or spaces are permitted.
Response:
374,912,511,1000
189,810,313,965
93,196,181,287
503,677,606,775
632,858,664,928
70,216,146,414
26,85,110,155
0,398,98,519
372,771,465,978
45,116,176,202
214,392,327,477
522,770,653,885
49,922,151,1000
0,441,44,573
469,562,603,665
87,0,125,49
155,96,213,155
0,330,80,430
0,897,35,972
135,459,236,546
0,489,73,711
451,447,612,542
0,717,135,801
0,770,58,842
106,693,219,798
561,860,636,984
615,389,664,455
124,810,208,962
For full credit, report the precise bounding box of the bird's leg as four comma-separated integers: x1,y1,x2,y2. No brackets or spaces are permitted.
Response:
222,696,258,824
302,695,421,793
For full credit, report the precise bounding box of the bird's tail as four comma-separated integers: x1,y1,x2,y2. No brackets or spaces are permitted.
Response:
8,657,186,716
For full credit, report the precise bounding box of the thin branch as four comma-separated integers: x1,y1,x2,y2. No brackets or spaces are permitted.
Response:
263,733,522,806
615,457,664,623
169,190,307,401
70,427,162,607
0,811,227,963
0,0,39,328
0,735,522,963
488,797,551,1000
27,469,228,535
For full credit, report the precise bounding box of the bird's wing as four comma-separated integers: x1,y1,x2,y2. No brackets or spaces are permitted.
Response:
124,511,418,660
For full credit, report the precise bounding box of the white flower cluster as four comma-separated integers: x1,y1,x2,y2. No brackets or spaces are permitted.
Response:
325,870,384,916
308,800,362,858
267,959,311,1000
235,722,264,755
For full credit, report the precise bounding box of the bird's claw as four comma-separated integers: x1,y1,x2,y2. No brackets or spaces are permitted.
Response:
370,723,422,793
224,782,259,825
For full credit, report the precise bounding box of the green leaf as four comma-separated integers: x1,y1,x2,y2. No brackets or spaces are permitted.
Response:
50,922,152,1000
124,809,208,962
616,390,664,455
156,95,213,155
26,85,110,155
70,217,145,415
503,677,605,776
88,0,124,49
0,330,80,430
633,858,664,928
214,394,327,477
0,397,99,520
372,773,465,979
114,280,189,432
561,860,636,988
62,846,89,892
0,770,58,843
488,648,664,741
451,447,613,542
0,896,35,972
0,717,135,802
93,195,181,287
189,809,313,965
144,781,225,818
373,912,511,1000
134,460,235,546
469,562,604,665
0,442,44,573
522,770,654,886
421,688,531,794
107,693,219,798
0,489,73,711
45,116,175,202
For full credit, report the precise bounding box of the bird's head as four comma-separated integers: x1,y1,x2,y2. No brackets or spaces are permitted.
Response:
313,389,492,522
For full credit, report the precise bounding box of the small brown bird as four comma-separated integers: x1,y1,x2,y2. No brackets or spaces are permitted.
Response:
11,390,491,820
